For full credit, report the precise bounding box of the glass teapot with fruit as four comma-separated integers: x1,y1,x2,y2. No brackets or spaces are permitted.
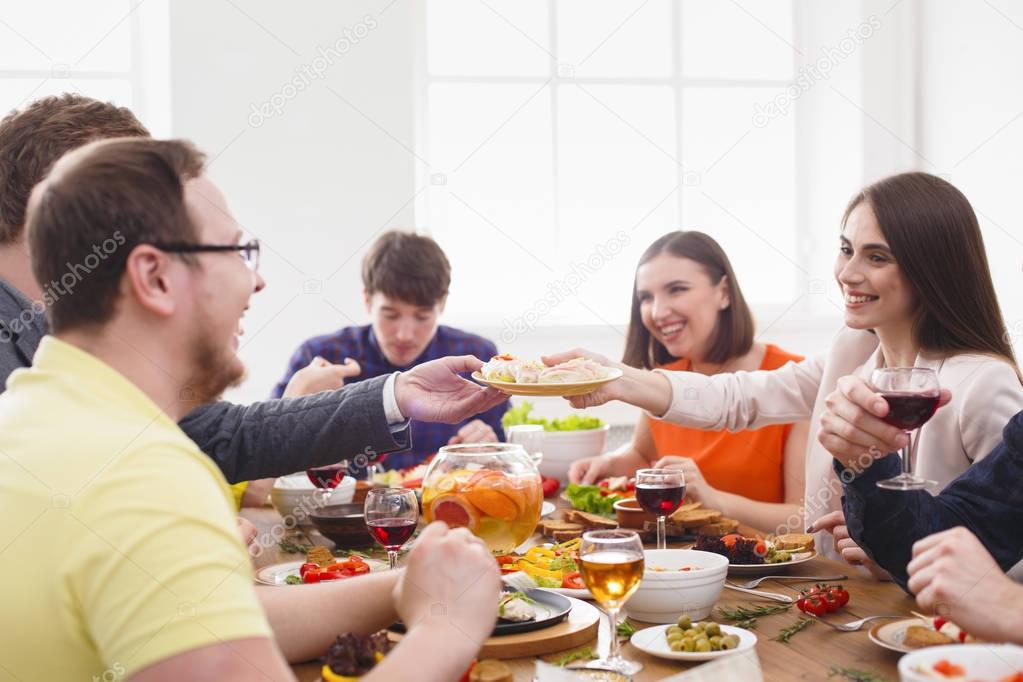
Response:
421,443,543,553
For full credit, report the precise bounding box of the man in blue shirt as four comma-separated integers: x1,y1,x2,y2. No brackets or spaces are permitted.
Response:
273,231,508,470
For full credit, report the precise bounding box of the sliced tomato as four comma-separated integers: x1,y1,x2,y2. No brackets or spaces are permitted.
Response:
562,571,585,590
721,534,740,550
299,562,319,578
318,570,344,581
302,571,322,584
932,660,965,676
496,555,517,565
402,478,423,489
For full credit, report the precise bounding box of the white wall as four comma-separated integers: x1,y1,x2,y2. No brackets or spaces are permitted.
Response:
167,0,419,404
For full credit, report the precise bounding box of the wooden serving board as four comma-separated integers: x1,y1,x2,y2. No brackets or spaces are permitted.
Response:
387,597,600,660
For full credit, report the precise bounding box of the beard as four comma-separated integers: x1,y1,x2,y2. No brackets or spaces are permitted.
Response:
181,317,246,406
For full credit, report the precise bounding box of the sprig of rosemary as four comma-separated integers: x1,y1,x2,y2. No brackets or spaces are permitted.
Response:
277,539,313,554
550,647,596,667
717,602,792,629
616,620,637,638
828,666,892,682
773,616,814,643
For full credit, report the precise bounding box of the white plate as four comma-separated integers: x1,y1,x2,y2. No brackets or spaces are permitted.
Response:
726,550,818,575
471,368,623,397
630,623,757,662
541,501,556,518
255,557,387,586
869,617,928,654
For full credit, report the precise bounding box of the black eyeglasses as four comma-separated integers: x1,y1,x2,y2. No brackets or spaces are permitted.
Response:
151,239,260,271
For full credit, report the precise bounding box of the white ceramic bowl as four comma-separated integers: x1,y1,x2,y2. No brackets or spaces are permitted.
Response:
270,474,354,527
625,549,729,623
899,643,1023,682
538,425,610,484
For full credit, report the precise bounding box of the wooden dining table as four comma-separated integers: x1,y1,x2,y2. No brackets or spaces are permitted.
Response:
243,504,917,681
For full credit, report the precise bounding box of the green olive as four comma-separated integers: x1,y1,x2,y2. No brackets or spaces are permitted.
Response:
709,635,722,647
681,638,696,652
722,635,740,650
676,615,692,630
667,626,683,636
705,623,721,637
695,639,712,652
683,628,699,638
694,622,707,631
666,633,683,644
669,639,683,652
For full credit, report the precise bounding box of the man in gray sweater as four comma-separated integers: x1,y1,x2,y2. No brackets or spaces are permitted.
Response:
0,94,504,482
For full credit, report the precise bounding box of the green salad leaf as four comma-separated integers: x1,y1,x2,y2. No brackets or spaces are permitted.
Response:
565,483,618,516
502,401,604,432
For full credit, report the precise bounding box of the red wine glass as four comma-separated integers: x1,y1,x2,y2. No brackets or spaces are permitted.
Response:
635,468,686,549
871,367,941,490
364,487,419,569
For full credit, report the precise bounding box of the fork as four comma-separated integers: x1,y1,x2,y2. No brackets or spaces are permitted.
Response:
808,613,905,632
722,582,794,603
734,574,848,589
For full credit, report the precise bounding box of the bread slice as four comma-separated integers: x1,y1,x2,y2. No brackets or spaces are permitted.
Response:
773,533,815,552
539,519,583,534
551,528,584,542
668,501,703,520
695,518,740,537
904,625,955,649
675,508,723,528
564,510,619,529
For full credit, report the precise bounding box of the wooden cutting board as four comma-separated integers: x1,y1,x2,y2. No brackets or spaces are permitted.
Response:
387,597,600,660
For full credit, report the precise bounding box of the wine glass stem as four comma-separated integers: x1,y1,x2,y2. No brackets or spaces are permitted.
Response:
605,606,621,662
901,430,913,476
657,515,666,550
388,549,398,570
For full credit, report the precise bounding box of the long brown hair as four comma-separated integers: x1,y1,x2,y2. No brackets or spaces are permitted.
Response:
844,172,1017,368
622,231,754,369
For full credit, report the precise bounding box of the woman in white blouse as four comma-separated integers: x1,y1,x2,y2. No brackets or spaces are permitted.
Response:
549,172,1023,567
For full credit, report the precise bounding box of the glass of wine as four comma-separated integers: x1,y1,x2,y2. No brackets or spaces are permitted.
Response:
579,529,645,676
364,487,419,569
634,468,686,550
870,367,941,490
307,460,349,507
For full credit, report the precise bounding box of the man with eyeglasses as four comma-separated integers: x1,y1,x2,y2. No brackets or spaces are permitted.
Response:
0,94,498,488
0,136,503,681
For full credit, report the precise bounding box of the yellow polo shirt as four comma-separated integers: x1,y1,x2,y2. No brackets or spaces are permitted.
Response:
0,337,271,680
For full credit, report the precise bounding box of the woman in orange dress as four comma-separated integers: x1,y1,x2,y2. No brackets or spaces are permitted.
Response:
569,231,808,532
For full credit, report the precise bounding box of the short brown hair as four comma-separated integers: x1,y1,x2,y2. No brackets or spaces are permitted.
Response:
361,230,451,306
844,172,1017,369
0,93,149,244
622,231,755,369
27,138,206,333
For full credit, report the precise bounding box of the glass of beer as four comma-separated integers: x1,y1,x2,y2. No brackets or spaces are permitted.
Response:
579,529,645,675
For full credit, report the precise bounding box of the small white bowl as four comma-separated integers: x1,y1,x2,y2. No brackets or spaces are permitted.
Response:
538,425,610,484
270,473,354,527
899,643,1023,682
625,549,729,623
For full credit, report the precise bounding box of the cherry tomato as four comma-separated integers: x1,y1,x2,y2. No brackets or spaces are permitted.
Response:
829,585,850,607
562,571,585,590
541,477,560,498
797,593,827,617
821,591,841,613
754,539,767,557
299,562,319,578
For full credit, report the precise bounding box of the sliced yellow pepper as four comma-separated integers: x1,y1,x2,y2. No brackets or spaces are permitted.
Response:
515,560,562,580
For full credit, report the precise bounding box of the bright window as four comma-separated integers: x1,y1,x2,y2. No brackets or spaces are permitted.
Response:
420,0,800,327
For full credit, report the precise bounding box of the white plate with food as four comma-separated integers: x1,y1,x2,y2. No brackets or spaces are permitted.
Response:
473,355,622,397
869,616,976,654
255,556,387,586
727,549,818,575
630,623,756,662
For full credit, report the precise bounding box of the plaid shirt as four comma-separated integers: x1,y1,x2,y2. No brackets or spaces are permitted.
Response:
271,324,508,471
840,410,1023,590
